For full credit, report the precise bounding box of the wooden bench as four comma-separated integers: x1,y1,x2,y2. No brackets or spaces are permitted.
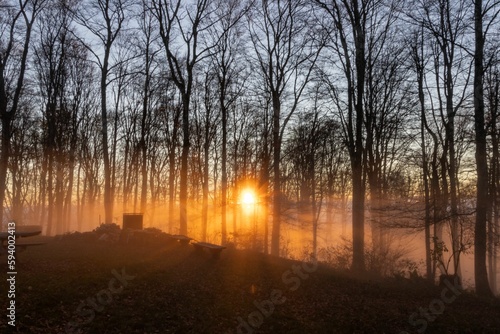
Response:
167,234,193,245
0,226,45,256
192,242,226,259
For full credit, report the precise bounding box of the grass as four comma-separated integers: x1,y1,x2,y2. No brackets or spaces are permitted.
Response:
1,233,499,334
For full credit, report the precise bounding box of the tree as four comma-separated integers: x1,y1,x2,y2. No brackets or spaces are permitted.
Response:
486,50,500,294
473,0,495,298
248,0,322,256
315,0,370,272
152,0,218,235
409,25,436,281
208,0,248,244
194,70,219,241
71,0,130,224
362,5,407,257
10,106,36,224
285,96,339,257
34,0,78,235
136,1,161,216
406,0,472,277
0,0,45,224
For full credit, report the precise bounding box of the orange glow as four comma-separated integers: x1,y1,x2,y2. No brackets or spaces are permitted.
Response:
240,188,258,218
240,189,257,205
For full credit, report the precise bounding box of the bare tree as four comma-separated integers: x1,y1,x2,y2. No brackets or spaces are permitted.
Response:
71,0,130,224
486,51,500,294
248,0,323,256
208,0,248,244
65,41,94,231
409,26,437,281
315,0,370,271
34,0,77,235
363,6,408,257
152,0,220,235
0,0,45,224
404,0,472,277
9,104,35,223
136,1,161,216
430,0,470,278
285,95,339,257
473,0,497,298
192,70,219,241
77,100,101,231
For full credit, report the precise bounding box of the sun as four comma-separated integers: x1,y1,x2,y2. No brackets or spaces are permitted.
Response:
240,189,257,205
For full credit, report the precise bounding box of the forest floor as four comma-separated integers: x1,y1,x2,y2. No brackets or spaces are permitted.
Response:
0,232,499,334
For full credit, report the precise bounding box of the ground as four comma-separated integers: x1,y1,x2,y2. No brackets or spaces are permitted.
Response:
1,233,499,334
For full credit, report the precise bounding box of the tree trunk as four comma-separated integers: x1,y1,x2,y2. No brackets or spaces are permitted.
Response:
421,91,433,282
168,145,176,233
55,154,64,235
140,45,151,215
488,68,499,294
260,129,270,254
101,54,112,224
0,112,13,221
351,160,365,272
221,101,228,244
0,96,11,227
179,95,190,235
414,33,434,280
140,107,149,216
202,107,210,241
473,0,493,297
351,5,366,272
271,93,281,256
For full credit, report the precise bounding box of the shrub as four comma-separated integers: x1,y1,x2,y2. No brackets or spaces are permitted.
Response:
93,223,121,234
317,236,421,278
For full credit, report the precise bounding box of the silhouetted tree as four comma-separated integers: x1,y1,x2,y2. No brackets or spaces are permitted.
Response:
71,0,130,224
249,0,323,256
315,0,370,272
0,0,45,224
209,0,248,244
473,0,494,298
152,0,219,235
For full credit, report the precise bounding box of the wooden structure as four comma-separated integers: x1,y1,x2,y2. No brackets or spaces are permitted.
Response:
192,242,226,259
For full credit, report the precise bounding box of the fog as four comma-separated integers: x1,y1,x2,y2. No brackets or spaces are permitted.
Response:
33,195,497,292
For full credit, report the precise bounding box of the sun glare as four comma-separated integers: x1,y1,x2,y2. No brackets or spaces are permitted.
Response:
240,189,257,205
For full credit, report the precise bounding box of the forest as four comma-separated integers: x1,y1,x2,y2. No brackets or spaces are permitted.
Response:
1,0,499,298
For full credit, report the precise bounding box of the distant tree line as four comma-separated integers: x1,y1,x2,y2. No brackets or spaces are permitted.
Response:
1,0,499,296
